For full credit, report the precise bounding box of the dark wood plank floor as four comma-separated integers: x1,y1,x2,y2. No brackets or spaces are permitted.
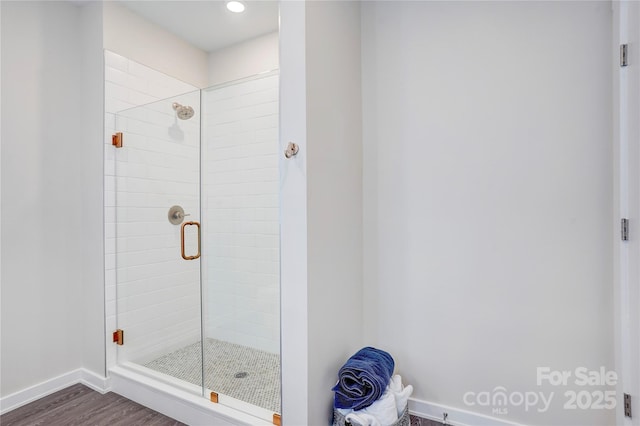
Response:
1,382,446,426
410,415,445,426
0,383,185,426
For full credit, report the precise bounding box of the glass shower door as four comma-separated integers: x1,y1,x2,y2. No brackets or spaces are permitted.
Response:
112,74,282,421
113,89,204,391
200,72,281,419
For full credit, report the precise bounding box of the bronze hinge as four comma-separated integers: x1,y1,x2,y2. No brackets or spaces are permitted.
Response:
273,413,281,425
112,329,124,345
112,132,123,148
210,391,218,403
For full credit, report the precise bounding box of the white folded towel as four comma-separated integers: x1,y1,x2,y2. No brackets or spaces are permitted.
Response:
389,375,413,417
345,412,381,426
338,386,398,425
337,375,413,426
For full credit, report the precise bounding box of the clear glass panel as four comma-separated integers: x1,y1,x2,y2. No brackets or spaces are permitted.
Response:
200,72,281,417
114,90,203,391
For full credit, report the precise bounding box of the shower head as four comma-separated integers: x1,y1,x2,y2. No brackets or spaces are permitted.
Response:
172,102,195,120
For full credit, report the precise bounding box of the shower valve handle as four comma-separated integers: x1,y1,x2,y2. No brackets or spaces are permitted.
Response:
168,205,190,225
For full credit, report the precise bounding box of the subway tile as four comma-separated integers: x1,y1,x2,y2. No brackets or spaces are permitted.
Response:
128,90,160,107
106,299,116,317
105,112,116,131
104,221,116,240
126,73,151,95
105,254,116,270
105,283,116,302
127,59,160,80
105,269,116,286
105,237,116,255
105,81,130,103
104,50,129,73
104,207,116,224
105,98,136,115
105,66,128,87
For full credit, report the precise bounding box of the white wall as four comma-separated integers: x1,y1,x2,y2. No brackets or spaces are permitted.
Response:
0,0,104,396
0,2,3,372
103,50,201,367
201,73,280,354
208,32,279,87
103,1,209,89
279,2,309,423
305,2,363,423
362,2,613,425
79,0,106,378
279,3,364,424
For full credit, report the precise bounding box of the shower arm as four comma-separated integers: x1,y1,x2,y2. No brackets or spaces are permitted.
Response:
172,211,190,221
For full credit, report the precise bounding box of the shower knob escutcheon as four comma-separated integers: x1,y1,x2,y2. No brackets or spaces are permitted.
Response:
168,205,190,225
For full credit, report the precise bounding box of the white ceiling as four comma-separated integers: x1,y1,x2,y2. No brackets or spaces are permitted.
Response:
117,1,279,53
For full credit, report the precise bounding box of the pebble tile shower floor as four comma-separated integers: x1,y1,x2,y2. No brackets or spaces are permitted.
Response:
144,338,281,413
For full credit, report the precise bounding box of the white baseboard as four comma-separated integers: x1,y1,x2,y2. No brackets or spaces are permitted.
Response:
0,368,110,415
80,369,111,394
409,397,524,426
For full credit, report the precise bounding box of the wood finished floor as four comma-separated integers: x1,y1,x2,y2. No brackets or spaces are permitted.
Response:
1,382,445,426
409,415,445,426
0,384,185,426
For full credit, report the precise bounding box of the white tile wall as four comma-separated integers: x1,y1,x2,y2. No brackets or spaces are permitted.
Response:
201,74,280,354
104,50,201,367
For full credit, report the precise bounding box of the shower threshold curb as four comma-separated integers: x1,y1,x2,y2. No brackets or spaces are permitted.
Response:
110,365,271,426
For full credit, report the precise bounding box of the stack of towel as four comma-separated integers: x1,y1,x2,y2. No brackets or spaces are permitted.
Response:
332,347,413,426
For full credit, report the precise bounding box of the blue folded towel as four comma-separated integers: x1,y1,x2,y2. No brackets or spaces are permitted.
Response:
332,347,395,411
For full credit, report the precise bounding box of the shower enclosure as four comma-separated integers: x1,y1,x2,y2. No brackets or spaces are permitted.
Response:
112,72,281,421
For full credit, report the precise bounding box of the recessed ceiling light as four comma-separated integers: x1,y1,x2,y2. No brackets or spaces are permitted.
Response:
226,1,245,13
